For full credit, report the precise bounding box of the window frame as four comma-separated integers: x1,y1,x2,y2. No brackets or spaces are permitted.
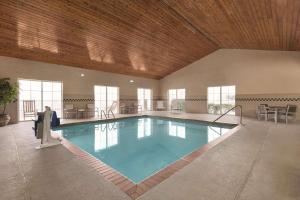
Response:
207,85,235,115
18,78,63,121
94,85,119,114
137,88,152,111
168,88,185,109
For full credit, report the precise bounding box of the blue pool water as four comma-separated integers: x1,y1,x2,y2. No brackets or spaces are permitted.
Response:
54,117,235,183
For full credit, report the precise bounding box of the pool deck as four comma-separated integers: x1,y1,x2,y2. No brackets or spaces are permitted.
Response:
1,112,300,200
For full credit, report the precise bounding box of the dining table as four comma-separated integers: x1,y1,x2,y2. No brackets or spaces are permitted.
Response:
268,106,287,123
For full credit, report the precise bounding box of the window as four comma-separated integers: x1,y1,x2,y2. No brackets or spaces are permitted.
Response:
94,123,118,151
169,122,186,139
168,89,185,109
207,86,235,114
18,79,62,121
94,86,119,114
137,88,152,111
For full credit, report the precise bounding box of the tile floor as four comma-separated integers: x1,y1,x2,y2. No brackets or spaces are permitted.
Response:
0,112,299,200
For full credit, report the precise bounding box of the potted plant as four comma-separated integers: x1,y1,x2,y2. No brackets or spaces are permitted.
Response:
0,78,18,126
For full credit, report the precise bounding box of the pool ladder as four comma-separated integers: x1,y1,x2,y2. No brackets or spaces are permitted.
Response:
100,109,115,119
100,122,117,132
212,105,244,126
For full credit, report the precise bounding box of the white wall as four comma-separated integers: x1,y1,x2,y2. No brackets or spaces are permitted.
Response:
0,56,159,123
160,49,300,118
2,49,300,123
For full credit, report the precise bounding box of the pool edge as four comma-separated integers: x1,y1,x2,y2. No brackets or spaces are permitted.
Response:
58,114,238,128
53,119,241,199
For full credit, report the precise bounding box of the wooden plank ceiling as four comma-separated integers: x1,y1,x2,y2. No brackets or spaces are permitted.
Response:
165,0,300,50
0,0,299,79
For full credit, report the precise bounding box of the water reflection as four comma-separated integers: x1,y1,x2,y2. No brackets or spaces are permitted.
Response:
137,118,152,139
94,123,118,151
208,127,230,142
53,117,234,183
168,121,186,139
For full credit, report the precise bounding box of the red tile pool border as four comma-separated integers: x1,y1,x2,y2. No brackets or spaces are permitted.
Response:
55,125,241,199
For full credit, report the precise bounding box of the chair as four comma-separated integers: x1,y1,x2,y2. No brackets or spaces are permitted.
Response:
77,108,86,119
134,102,142,113
278,105,297,124
85,104,99,118
256,104,276,121
171,99,184,113
127,102,142,113
156,100,166,111
256,105,268,120
119,102,129,114
63,104,77,119
23,100,37,120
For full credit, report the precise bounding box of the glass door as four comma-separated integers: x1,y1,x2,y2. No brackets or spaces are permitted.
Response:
42,81,62,117
207,86,221,114
207,86,235,115
168,89,177,110
137,88,152,111
94,85,107,114
18,79,62,121
94,85,119,114
19,79,42,121
107,86,119,113
168,89,185,109
221,86,235,114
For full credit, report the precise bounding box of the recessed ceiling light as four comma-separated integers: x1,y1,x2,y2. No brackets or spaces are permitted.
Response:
130,80,134,83
81,74,85,77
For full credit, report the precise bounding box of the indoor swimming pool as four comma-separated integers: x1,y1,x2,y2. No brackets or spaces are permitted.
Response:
54,116,235,183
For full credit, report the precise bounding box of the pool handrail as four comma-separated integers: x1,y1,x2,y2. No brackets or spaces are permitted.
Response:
212,105,244,125
100,110,108,119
